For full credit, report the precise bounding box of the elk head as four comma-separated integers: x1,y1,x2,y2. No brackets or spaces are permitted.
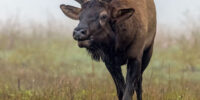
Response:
60,0,135,48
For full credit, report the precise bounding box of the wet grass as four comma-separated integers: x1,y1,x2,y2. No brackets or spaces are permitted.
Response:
0,20,199,100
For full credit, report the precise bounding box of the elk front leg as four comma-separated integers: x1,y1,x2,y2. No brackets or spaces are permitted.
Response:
135,76,142,100
123,58,141,100
135,45,153,100
105,63,126,100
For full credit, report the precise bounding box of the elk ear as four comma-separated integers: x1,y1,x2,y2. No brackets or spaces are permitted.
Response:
112,8,135,23
60,4,81,20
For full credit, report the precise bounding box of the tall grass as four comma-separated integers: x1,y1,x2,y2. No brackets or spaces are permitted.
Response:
0,17,199,100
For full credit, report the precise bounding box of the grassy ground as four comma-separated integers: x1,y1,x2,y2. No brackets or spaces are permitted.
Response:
0,20,199,100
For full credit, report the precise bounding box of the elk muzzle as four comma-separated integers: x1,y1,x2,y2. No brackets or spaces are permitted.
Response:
73,28,89,41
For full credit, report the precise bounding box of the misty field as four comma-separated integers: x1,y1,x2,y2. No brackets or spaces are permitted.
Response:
0,19,200,100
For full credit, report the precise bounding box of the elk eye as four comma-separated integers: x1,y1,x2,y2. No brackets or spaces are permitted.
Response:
100,14,107,20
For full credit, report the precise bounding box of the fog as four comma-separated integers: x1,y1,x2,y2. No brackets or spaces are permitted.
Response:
0,0,200,28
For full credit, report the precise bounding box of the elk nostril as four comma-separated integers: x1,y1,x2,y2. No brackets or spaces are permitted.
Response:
80,29,87,35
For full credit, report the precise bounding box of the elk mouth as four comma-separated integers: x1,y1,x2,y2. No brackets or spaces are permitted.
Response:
77,36,93,48
78,40,91,48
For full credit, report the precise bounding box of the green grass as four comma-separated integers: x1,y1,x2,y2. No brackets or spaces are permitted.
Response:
0,21,199,100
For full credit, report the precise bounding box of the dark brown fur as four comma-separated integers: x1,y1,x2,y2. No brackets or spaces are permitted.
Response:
60,0,156,100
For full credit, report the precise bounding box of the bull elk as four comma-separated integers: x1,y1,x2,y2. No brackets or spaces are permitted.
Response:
60,0,156,99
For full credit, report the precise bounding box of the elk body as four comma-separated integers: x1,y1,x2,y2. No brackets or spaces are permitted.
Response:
60,0,156,100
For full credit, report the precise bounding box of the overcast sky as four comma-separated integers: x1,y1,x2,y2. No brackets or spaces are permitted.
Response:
0,0,200,28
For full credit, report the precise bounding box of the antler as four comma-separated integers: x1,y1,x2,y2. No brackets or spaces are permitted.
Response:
100,0,112,2
75,0,112,5
75,0,88,4
75,0,112,4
